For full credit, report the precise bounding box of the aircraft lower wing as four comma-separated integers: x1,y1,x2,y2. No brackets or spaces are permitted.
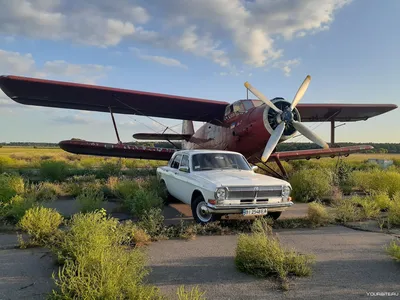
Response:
59,140,176,161
269,145,374,162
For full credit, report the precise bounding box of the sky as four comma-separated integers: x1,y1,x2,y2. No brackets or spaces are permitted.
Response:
0,0,399,144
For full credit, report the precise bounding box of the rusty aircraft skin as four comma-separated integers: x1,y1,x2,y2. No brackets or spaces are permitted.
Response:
0,74,397,178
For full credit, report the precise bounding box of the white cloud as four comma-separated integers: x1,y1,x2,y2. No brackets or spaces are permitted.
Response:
177,26,230,67
132,48,187,69
51,114,91,125
0,0,351,67
273,59,301,76
0,49,112,83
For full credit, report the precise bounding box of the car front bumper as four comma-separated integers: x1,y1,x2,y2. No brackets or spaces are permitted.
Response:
202,201,294,214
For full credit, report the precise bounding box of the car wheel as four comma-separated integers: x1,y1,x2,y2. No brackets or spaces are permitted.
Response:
191,195,220,224
265,211,282,220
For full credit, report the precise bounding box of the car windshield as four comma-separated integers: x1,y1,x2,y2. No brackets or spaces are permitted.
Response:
192,153,251,171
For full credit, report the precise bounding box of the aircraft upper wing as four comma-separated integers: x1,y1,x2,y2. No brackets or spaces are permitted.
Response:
0,75,228,123
296,103,397,122
0,75,397,123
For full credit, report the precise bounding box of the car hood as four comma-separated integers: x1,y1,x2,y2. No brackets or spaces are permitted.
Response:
192,170,290,187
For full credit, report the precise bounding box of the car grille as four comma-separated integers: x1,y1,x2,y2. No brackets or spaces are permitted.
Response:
227,186,282,200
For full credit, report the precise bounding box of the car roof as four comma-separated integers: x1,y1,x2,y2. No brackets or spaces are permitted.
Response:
173,149,243,156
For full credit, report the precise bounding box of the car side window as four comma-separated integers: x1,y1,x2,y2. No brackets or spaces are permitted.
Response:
171,154,182,169
180,155,189,170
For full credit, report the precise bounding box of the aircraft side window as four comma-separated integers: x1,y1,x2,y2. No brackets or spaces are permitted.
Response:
171,154,182,169
233,102,244,113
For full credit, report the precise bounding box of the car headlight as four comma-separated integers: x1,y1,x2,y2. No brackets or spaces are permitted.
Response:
215,187,227,201
282,185,291,200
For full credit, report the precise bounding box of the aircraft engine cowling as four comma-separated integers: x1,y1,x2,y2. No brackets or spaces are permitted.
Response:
262,98,301,142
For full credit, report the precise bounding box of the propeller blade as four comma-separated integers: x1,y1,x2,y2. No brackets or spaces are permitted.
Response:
244,81,282,114
261,122,285,162
290,75,311,111
292,120,329,149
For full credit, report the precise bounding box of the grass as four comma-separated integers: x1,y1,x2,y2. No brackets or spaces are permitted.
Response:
386,239,400,262
234,218,315,288
47,210,163,299
177,286,206,300
18,206,63,246
289,168,334,202
76,185,105,213
307,202,332,227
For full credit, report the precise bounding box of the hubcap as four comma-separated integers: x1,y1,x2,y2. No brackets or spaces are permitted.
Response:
196,201,212,223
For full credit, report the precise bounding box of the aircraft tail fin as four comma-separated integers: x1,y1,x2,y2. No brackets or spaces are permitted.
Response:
182,120,194,149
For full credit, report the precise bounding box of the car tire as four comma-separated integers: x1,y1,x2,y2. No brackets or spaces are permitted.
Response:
191,195,221,224
265,211,282,220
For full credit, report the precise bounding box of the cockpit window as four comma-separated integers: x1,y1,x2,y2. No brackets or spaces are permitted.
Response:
242,100,254,111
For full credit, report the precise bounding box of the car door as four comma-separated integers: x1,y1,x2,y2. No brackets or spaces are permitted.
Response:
172,154,193,204
166,153,182,199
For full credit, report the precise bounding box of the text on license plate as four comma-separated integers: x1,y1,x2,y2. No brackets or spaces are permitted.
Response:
243,208,268,216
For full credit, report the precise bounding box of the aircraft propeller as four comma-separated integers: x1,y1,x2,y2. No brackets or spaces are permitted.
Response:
244,75,329,162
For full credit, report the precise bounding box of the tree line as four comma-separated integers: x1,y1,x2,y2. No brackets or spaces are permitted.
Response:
1,142,400,153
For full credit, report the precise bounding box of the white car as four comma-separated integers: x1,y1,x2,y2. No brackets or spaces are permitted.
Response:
156,150,293,224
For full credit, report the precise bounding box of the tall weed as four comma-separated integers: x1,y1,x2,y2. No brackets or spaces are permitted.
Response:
290,168,333,202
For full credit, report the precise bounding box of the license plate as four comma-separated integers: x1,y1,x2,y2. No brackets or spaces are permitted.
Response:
243,208,268,216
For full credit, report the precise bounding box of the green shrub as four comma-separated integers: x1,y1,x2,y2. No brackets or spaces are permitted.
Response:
333,199,362,223
388,199,400,227
114,179,140,204
76,186,104,213
51,244,160,300
25,182,61,202
97,161,122,178
40,160,69,182
57,210,119,263
0,156,15,172
142,176,167,199
177,285,206,300
235,218,314,281
138,208,165,238
0,174,24,204
235,232,314,280
290,168,333,202
351,170,400,197
307,202,331,227
3,195,36,223
351,196,380,219
117,220,151,246
50,210,160,299
62,175,97,197
386,240,400,261
18,206,63,245
132,189,163,218
371,192,392,210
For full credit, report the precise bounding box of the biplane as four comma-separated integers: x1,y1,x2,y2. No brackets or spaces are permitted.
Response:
0,75,397,178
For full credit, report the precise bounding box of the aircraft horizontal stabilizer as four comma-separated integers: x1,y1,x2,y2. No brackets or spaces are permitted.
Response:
133,133,192,141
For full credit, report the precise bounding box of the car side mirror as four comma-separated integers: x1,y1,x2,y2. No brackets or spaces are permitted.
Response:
251,165,259,172
179,166,190,173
